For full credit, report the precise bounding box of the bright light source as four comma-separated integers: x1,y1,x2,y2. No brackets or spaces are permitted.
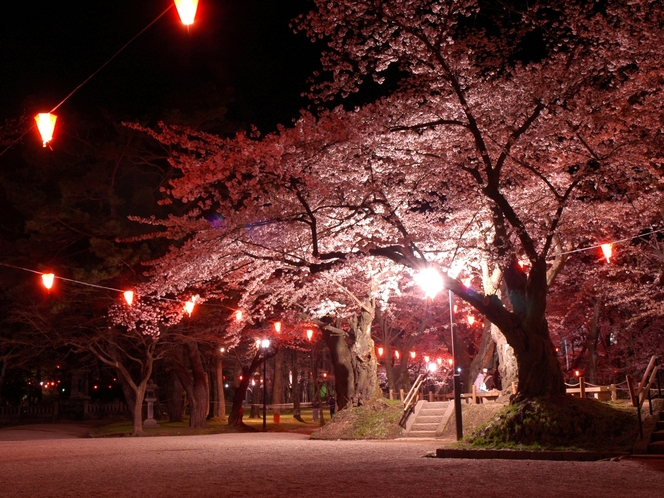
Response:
415,267,444,299
467,315,475,325
428,362,438,373
601,243,613,263
437,358,442,365
410,351,416,359
261,339,270,349
235,310,243,321
34,113,57,146
462,277,472,288
424,355,430,363
255,339,261,348
395,351,400,359
220,347,225,353
306,329,314,341
42,273,55,290
274,322,281,333
184,296,197,316
174,0,199,25
377,347,384,356
123,290,134,306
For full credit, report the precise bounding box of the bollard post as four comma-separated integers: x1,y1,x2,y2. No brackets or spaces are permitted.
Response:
389,389,394,400
400,389,405,402
611,384,617,401
579,377,586,399
512,381,518,395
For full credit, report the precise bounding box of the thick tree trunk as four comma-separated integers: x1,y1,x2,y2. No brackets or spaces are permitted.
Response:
115,367,136,419
290,350,303,421
349,300,378,406
209,349,225,420
228,375,251,427
322,331,354,410
132,383,147,436
168,343,209,429
272,348,286,414
491,324,517,393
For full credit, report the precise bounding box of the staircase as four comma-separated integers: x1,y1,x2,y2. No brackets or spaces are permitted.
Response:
402,401,453,438
648,410,664,454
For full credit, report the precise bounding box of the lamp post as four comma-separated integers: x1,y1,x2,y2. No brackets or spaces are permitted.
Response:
416,266,463,440
261,339,270,432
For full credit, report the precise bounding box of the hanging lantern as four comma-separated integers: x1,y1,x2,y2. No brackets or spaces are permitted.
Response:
377,347,384,356
34,113,57,147
410,351,416,359
235,310,242,321
42,273,55,290
184,297,196,316
123,290,134,306
306,329,314,341
436,358,442,365
601,243,613,263
453,304,458,313
395,350,400,360
274,321,282,333
424,355,430,363
467,315,476,325
174,0,199,25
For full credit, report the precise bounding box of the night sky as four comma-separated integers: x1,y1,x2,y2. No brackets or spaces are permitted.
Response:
0,0,321,138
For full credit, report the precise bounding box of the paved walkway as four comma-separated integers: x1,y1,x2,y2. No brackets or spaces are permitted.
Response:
0,424,662,497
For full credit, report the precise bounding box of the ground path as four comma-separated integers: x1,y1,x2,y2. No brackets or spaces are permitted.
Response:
0,423,662,497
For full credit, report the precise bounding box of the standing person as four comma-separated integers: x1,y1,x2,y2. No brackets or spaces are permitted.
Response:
328,395,336,417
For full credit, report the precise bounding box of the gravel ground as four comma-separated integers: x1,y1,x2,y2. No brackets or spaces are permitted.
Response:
0,429,662,497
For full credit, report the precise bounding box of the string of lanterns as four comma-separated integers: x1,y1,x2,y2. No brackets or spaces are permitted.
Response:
0,1,200,156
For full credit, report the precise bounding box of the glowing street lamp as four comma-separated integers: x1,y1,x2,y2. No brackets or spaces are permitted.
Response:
427,362,438,373
414,267,444,299
174,0,199,25
306,329,314,341
34,113,57,147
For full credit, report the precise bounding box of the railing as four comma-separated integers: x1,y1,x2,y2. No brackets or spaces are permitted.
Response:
399,373,427,427
627,356,660,439
565,378,618,401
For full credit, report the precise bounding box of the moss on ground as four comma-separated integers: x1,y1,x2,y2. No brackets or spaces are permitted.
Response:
466,396,638,452
310,398,403,440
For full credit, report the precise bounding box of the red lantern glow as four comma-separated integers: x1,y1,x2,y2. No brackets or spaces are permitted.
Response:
424,355,430,363
34,113,57,147
377,347,384,356
467,315,475,325
601,243,613,263
42,273,55,290
410,351,416,359
306,329,313,341
274,321,281,333
123,290,134,306
174,0,198,25
395,351,400,360
235,310,242,321
184,297,196,316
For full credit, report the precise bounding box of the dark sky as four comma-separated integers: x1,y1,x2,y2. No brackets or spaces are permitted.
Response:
0,0,321,135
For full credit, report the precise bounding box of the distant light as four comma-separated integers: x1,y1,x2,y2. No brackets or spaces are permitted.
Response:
220,347,225,353
123,290,134,306
467,315,476,325
306,329,314,341
274,322,281,333
323,373,327,378
377,347,384,356
410,351,416,359
575,370,581,377
174,0,198,25
436,358,442,365
261,339,270,349
224,384,229,388
428,362,438,373
255,339,261,348
424,355,430,363
34,113,57,146
184,297,196,316
235,310,243,321
395,351,400,359
42,273,55,290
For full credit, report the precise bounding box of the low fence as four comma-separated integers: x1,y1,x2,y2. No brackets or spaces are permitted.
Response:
0,400,129,424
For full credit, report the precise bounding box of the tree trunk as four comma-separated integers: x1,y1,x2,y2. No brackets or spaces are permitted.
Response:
349,299,378,406
290,350,303,421
322,331,354,410
0,356,6,402
132,383,147,436
209,349,225,420
168,343,209,429
272,348,286,413
228,351,265,427
491,324,517,393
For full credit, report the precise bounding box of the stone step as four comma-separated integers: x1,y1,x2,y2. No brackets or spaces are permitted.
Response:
412,423,439,431
650,430,664,442
416,415,443,423
648,441,664,454
419,409,446,417
406,430,437,437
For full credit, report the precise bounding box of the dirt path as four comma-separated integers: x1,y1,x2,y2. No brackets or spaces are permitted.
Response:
0,431,662,497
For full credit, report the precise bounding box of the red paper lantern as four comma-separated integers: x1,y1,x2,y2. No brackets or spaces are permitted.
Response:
42,273,55,290
123,290,134,306
34,113,57,147
174,0,198,25
601,243,613,263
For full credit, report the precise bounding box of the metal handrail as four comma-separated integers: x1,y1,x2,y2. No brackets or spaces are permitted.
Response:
398,373,428,427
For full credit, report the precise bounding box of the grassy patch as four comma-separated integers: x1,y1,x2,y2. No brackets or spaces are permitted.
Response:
466,396,638,452
310,398,403,440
